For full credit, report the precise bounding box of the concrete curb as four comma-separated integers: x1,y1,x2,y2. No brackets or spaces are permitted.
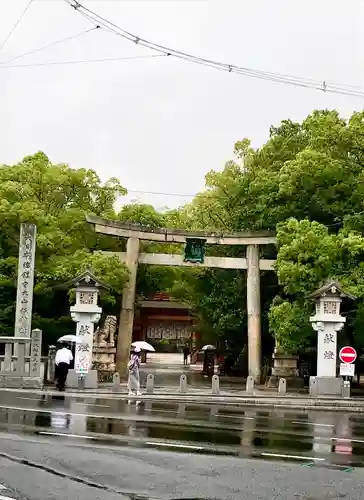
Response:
1,387,364,412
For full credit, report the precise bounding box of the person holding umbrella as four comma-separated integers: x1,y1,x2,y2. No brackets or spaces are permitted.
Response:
55,343,73,391
128,347,142,396
127,341,155,396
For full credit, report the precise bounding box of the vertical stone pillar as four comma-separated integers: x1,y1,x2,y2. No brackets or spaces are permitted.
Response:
29,328,42,378
316,325,338,377
75,320,95,373
14,223,36,356
47,345,57,383
246,244,261,383
116,237,140,377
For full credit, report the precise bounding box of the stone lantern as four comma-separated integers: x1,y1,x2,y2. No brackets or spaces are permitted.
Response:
309,280,355,396
269,348,301,388
67,270,109,389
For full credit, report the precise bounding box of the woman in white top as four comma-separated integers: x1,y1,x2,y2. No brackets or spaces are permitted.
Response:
128,347,141,396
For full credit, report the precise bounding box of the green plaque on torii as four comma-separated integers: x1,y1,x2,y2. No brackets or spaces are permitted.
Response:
184,238,206,264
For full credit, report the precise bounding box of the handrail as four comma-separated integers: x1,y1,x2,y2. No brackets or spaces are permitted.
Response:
0,355,47,360
0,337,31,343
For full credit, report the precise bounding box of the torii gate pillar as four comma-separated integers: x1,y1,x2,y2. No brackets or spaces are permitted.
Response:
247,244,261,383
116,237,140,377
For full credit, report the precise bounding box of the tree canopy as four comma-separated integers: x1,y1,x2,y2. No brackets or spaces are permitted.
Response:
0,152,129,345
174,109,364,356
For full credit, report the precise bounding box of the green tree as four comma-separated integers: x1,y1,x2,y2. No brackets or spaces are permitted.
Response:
118,203,166,228
0,152,129,345
271,218,364,352
179,110,364,356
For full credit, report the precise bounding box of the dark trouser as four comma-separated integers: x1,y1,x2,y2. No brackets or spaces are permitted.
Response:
56,362,69,391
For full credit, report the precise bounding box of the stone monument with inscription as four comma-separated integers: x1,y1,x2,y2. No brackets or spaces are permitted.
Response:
14,223,36,355
309,280,355,396
92,315,117,382
66,270,108,389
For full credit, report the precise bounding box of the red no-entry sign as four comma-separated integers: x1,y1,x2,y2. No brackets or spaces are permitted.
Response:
339,346,357,364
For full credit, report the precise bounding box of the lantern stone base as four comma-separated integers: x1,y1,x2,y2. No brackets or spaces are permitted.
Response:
309,376,343,396
267,352,303,388
66,369,98,389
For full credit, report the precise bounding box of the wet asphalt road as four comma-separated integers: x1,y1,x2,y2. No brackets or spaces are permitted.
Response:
0,390,363,499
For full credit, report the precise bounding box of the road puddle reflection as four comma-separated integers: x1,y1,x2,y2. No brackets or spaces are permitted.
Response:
0,395,363,469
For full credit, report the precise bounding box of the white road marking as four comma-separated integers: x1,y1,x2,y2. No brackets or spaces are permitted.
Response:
219,415,254,420
74,402,110,408
147,441,203,450
16,396,110,409
262,452,325,461
146,409,176,414
314,436,360,443
39,431,95,440
0,403,202,426
0,404,112,420
39,432,206,451
335,437,364,444
0,496,15,500
16,397,42,402
293,421,334,427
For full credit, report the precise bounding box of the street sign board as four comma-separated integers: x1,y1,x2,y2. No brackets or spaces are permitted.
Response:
75,355,89,374
340,363,355,377
339,346,357,364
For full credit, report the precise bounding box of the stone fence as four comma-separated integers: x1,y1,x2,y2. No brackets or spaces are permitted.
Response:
0,355,48,381
0,329,43,388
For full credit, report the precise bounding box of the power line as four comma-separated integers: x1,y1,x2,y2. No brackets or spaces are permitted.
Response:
0,53,165,69
2,178,363,206
0,0,34,54
0,177,207,200
0,26,99,65
126,189,201,199
63,0,364,98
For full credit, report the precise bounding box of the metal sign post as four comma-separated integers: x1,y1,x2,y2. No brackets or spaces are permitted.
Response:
339,346,357,396
339,346,357,364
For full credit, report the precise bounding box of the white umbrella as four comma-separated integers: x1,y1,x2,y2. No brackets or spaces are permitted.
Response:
131,341,155,352
201,344,216,351
57,334,83,344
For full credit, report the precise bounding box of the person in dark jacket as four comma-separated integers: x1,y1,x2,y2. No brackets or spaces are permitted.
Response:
183,345,190,365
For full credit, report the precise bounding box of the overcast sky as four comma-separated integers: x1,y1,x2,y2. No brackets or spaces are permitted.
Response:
1,0,363,210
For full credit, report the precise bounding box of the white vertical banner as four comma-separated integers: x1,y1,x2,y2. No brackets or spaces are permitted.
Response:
75,321,94,374
317,327,337,377
14,224,36,338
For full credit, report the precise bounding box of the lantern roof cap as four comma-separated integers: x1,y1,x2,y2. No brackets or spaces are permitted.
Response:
67,269,109,290
308,280,356,300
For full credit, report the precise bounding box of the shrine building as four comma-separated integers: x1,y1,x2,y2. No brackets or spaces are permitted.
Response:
132,292,196,352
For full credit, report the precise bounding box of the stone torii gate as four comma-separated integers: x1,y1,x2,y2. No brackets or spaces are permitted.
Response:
86,215,276,381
